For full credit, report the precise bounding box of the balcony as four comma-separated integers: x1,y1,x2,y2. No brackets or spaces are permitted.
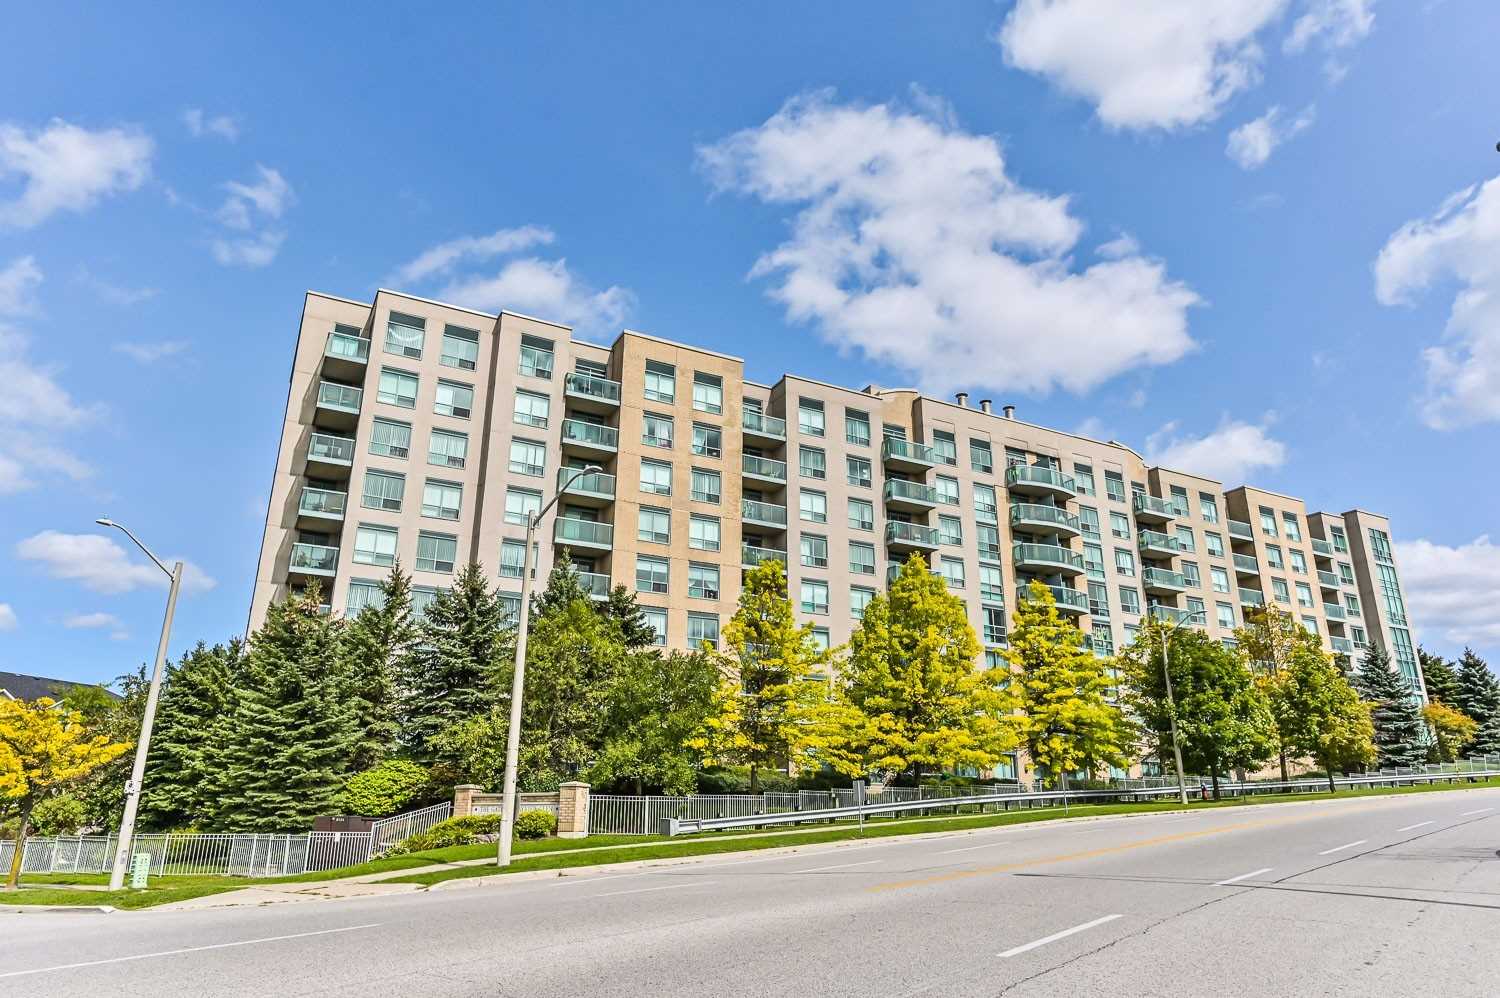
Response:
323,331,370,380
1311,538,1333,557
1331,636,1353,655
1142,566,1188,595
560,419,619,458
553,517,613,551
297,486,347,529
741,544,788,569
564,372,622,414
742,408,787,446
1137,530,1181,558
1238,587,1265,607
742,454,788,485
1009,503,1081,538
1132,493,1177,526
1228,519,1254,541
558,468,615,507
577,571,611,600
1317,569,1341,590
885,520,941,553
315,381,363,430
1323,602,1347,622
1048,585,1090,616
887,561,941,585
742,498,788,529
884,478,939,513
1005,464,1077,501
1013,542,1085,576
306,433,355,479
1233,553,1260,576
881,437,936,473
288,542,338,578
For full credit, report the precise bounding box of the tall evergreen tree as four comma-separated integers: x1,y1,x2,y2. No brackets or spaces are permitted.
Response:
341,562,419,772
139,640,245,829
212,585,354,831
404,563,506,763
1350,646,1428,768
1455,650,1500,757
1419,647,1461,707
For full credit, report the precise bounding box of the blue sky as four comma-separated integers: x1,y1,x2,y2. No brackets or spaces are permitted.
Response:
3,1,1499,685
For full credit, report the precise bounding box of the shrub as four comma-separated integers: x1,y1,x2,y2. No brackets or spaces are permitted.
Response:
337,760,430,817
385,814,501,855
695,766,797,795
514,809,557,839
31,794,88,836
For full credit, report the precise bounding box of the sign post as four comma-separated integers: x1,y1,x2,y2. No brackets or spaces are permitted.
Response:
853,780,867,837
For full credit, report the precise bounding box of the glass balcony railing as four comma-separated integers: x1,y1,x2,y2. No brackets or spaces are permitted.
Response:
1010,503,1081,533
308,433,355,464
560,419,619,450
1142,567,1187,590
564,372,622,404
1138,530,1181,554
1013,542,1085,571
1228,519,1254,540
741,544,787,568
742,454,788,481
881,437,936,466
1331,637,1353,655
1318,569,1341,588
558,468,616,498
1311,538,1333,557
1239,587,1265,607
554,517,613,547
576,571,611,598
742,408,787,440
1233,553,1260,574
1132,494,1176,520
317,381,363,412
298,487,347,518
1005,464,1077,495
289,542,338,575
742,498,788,526
886,521,941,547
1048,585,1090,613
1323,602,1347,621
884,479,939,505
887,561,941,584
325,331,369,363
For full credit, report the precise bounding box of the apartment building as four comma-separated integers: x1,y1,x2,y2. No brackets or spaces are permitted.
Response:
251,289,1428,706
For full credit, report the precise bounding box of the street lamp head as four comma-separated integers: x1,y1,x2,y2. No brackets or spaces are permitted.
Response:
96,517,115,527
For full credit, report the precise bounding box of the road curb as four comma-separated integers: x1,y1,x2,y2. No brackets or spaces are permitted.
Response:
0,904,115,914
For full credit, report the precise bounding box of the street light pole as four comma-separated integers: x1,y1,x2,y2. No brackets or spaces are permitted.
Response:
97,518,183,892
496,465,602,867
1157,608,1207,807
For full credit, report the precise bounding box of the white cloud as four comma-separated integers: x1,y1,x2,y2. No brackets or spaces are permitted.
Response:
63,611,121,630
0,604,15,632
1374,175,1500,428
698,91,1199,396
1225,104,1316,169
0,119,152,228
1396,536,1500,651
182,108,239,141
210,165,292,268
996,0,1289,131
388,225,555,285
16,530,216,596
0,256,42,314
113,340,189,364
440,258,633,333
1143,415,1287,483
1096,233,1141,259
75,267,158,306
1284,0,1376,80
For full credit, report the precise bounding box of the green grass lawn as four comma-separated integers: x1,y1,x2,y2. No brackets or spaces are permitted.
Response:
7,777,1497,908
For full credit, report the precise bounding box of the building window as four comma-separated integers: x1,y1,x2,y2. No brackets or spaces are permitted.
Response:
1369,528,1395,563
970,439,994,474
691,467,721,504
1272,578,1291,604
1073,464,1096,496
1282,513,1302,541
798,398,825,437
1079,506,1101,539
985,650,1008,671
1259,507,1278,536
800,579,829,615
429,428,468,470
849,542,876,576
688,514,721,552
518,334,554,379
421,480,462,520
1289,549,1307,575
688,563,721,600
1115,548,1136,577
513,390,550,429
1301,615,1318,635
799,445,826,480
1186,597,1206,620
977,524,1001,561
640,459,673,496
416,532,457,573
636,555,670,594
642,412,674,449
845,409,871,446
935,475,960,505
1110,512,1131,539
1181,561,1201,588
800,490,828,523
493,591,517,624
1265,544,1284,570
1339,561,1356,585
362,469,405,511
370,417,412,459
691,372,723,414
1173,526,1194,553
938,515,963,546
1331,526,1349,553
1119,586,1141,615
848,498,874,531
643,360,675,403
939,556,966,589
1345,593,1361,617
851,587,875,619
505,487,541,525
1216,602,1235,629
346,579,384,615
1295,581,1314,608
500,539,527,578
638,506,671,545
1211,566,1230,594
1104,471,1126,503
377,367,418,408
982,605,1007,645
687,612,719,648
1088,581,1110,617
1199,494,1219,523
1350,625,1367,648
434,380,473,419
974,484,998,524
801,534,829,569
1205,532,1224,558
931,430,957,466
846,455,872,488
809,628,831,653
642,608,668,647
440,325,479,370
508,438,546,477
354,524,398,567
384,312,425,358
1084,543,1105,579
691,422,723,459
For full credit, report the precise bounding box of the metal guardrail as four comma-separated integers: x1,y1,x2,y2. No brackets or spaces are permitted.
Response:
369,801,452,855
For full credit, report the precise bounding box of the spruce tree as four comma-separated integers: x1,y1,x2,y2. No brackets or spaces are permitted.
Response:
404,563,505,763
139,640,245,829
1419,647,1461,707
1350,646,1427,768
1455,650,1500,757
213,585,354,831
341,562,418,772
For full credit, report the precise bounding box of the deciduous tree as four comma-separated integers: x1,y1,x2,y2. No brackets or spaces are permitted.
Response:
1264,647,1375,792
1423,702,1477,764
588,649,719,795
1234,606,1322,781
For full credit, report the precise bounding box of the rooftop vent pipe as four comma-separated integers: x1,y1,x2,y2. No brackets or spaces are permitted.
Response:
1003,404,1016,420
955,392,969,408
979,399,993,414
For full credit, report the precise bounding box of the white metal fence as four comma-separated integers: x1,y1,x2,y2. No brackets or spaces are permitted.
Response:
369,802,452,855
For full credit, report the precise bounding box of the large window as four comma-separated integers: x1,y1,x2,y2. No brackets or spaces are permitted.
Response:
1118,586,1140,615
692,372,723,414
800,490,827,523
354,524,397,566
800,534,829,569
1259,507,1278,536
1289,549,1307,575
1295,581,1314,608
689,514,721,552
429,428,468,470
1199,493,1219,523
980,564,1005,602
1205,532,1224,558
384,312,425,358
691,467,721,504
1181,561,1201,588
1114,548,1136,577
848,497,874,531
800,579,829,615
931,430,957,465
644,360,675,403
378,368,418,408
938,515,963,546
346,579,384,615
799,445,826,480
851,587,875,619
847,455,872,488
434,380,473,418
688,563,721,601
970,439,993,474
1282,513,1302,541
421,480,462,520
849,541,876,576
977,524,1001,561
974,484,998,524
935,475,959,505
638,506,671,545
518,334,553,379
1104,471,1125,503
982,605,1007,644
687,612,719,648
1211,566,1230,593
416,532,456,573
636,555,670,594
1073,464,1095,496
1079,506,1101,539
640,459,672,496
642,412,674,449
504,487,540,525
939,556,966,589
692,423,723,458
1084,543,1105,579
370,417,412,458
508,438,546,477
500,539,527,578
642,608,668,647
798,398,825,437
1110,512,1131,539
513,390,550,429
362,470,405,511
1088,581,1110,617
1216,602,1235,630
440,325,479,370
1271,578,1291,604
845,409,871,446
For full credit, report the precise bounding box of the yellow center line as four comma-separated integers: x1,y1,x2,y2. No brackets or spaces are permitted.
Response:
869,804,1381,892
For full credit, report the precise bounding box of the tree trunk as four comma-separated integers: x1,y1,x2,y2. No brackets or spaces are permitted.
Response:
1279,748,1289,784
749,764,759,796
4,800,32,891
1211,769,1221,801
1326,765,1337,795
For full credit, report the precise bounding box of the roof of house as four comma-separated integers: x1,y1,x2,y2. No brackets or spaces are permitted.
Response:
0,671,113,703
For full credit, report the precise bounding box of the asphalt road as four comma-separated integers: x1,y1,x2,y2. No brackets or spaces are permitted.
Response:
5,789,1500,997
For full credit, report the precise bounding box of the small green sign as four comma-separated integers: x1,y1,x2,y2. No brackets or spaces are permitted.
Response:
129,852,151,889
